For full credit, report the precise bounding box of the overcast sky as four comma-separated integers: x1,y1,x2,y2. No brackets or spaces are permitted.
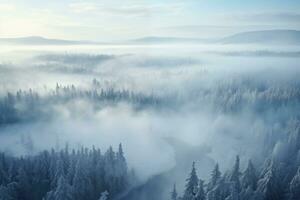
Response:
0,0,299,41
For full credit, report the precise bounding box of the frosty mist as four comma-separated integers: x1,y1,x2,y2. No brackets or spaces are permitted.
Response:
0,44,300,183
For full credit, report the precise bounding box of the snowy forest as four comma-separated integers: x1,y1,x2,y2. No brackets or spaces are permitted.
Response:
0,144,134,200
1,6,300,197
0,49,299,200
2,0,300,199
173,150,300,200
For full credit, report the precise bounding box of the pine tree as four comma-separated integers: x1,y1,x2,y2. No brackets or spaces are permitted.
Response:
104,146,116,195
54,176,72,200
171,184,178,200
51,158,64,188
256,161,282,200
239,186,255,200
241,160,257,191
0,146,131,200
17,167,31,200
49,149,57,181
115,143,128,192
66,152,76,185
228,156,241,193
8,161,18,183
207,163,221,192
289,167,300,200
225,182,239,200
116,143,127,175
195,179,206,200
104,146,115,176
72,159,93,200
183,162,199,200
45,176,73,200
95,157,105,196
207,177,227,200
0,153,8,185
0,168,8,186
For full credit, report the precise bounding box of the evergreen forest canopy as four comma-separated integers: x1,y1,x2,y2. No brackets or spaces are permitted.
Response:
0,144,135,200
0,45,300,200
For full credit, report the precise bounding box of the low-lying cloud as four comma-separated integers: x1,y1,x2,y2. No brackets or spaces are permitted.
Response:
0,45,300,186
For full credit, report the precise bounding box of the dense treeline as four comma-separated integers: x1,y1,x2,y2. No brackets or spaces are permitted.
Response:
0,79,161,125
1,77,300,125
171,119,300,200
35,54,115,74
0,144,135,200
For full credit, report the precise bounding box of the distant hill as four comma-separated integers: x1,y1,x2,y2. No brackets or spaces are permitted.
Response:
219,30,300,45
0,36,102,45
132,30,300,45
131,36,212,44
2,30,300,46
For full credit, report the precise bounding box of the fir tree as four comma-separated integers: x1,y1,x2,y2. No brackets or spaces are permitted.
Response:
72,159,93,200
183,162,199,200
51,158,64,188
289,167,300,200
115,143,128,192
207,163,221,192
228,156,241,193
45,176,73,200
195,179,206,200
225,182,239,200
171,184,178,200
241,160,257,191
207,177,227,200
66,151,76,185
256,161,282,200
17,167,31,200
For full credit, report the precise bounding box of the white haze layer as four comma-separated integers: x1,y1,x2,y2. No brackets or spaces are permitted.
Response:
0,44,300,182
